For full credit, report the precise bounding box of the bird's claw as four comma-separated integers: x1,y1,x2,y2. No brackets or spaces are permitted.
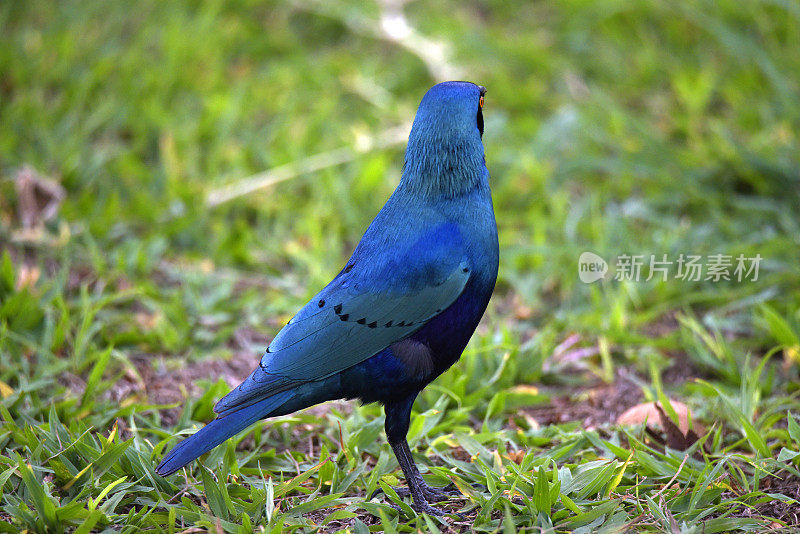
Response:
372,481,464,518
417,482,461,502
370,481,459,502
410,501,452,517
385,499,462,519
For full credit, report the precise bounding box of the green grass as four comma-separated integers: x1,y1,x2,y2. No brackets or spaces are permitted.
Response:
1,0,800,531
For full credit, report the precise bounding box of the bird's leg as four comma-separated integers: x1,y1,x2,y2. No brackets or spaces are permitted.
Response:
389,439,460,503
378,394,458,516
388,437,450,515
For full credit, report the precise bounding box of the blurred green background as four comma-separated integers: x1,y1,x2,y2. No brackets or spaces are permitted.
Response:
1,0,799,532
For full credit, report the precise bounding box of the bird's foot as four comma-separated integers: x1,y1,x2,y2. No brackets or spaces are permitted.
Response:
409,500,452,517
395,481,460,502
370,481,463,517
371,481,459,503
385,499,461,518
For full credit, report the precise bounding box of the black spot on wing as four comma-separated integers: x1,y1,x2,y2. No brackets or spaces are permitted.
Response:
331,301,429,330
259,347,271,368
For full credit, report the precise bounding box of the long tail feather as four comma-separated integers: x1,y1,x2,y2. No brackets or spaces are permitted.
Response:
155,391,293,476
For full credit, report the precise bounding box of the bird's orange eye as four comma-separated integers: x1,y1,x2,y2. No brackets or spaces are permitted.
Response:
479,95,484,108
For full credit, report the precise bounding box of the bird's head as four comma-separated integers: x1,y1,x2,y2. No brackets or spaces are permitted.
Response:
411,81,486,141
402,81,488,198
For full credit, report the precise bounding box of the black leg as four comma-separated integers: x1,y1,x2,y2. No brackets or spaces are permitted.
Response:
380,393,459,516
390,439,461,501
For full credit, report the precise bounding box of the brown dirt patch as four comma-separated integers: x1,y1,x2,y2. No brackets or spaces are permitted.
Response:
718,470,800,528
524,369,643,429
756,471,800,527
105,328,354,428
106,344,259,426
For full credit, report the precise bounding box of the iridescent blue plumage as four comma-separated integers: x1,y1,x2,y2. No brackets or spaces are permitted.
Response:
156,81,498,515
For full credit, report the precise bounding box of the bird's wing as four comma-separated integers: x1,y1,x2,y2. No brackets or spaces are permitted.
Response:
264,257,470,380
214,224,470,415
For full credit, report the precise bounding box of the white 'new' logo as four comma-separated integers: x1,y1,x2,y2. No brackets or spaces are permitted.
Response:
578,252,608,283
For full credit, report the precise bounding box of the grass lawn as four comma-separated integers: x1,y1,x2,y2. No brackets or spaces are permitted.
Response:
1,0,799,532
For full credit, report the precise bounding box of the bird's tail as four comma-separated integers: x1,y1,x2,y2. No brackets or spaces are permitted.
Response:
155,390,293,476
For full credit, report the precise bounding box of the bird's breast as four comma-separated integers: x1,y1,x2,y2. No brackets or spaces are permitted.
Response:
409,185,498,374
409,260,496,376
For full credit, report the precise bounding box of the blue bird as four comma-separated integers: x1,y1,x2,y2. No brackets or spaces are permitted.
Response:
156,81,499,515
